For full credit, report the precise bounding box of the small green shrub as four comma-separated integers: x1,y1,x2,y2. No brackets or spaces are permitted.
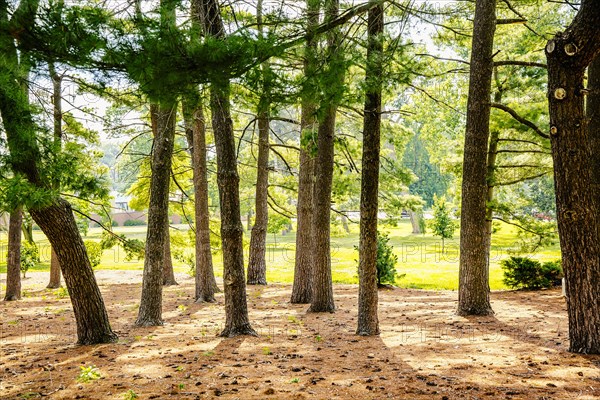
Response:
356,232,404,286
124,219,146,226
84,241,103,269
20,241,40,278
76,365,101,383
501,256,563,289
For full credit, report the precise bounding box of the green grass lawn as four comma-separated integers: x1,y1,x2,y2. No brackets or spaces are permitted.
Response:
0,220,561,290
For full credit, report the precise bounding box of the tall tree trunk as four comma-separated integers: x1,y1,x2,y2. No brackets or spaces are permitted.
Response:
588,57,600,194
136,103,176,326
47,62,62,289
356,2,383,336
0,0,117,344
162,220,177,285
408,210,421,234
183,99,219,302
21,219,34,244
545,1,600,353
291,0,320,304
4,207,23,301
247,106,269,285
485,128,500,256
309,0,344,313
200,0,256,337
457,0,496,316
247,0,270,285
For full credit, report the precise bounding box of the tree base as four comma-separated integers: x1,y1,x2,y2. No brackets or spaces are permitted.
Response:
3,294,21,301
456,306,494,317
77,331,118,345
46,283,61,289
219,323,258,338
356,328,380,336
195,296,216,304
135,317,164,327
307,304,335,313
290,297,311,304
247,280,267,285
162,279,178,286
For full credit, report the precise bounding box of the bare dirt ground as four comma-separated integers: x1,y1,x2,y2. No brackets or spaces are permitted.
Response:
1,271,599,400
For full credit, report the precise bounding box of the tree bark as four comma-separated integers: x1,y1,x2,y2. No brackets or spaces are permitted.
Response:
247,106,270,285
162,220,178,285
291,0,320,304
247,0,270,286
183,98,219,302
356,2,383,336
457,0,496,316
136,103,176,326
408,210,421,234
200,0,256,337
588,57,600,194
546,0,600,353
47,62,62,289
0,0,117,344
308,0,344,313
4,207,23,301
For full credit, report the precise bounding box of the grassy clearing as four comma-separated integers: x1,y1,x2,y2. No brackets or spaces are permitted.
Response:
0,220,561,290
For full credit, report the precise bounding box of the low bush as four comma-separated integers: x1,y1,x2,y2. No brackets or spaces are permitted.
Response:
501,256,562,289
123,219,146,226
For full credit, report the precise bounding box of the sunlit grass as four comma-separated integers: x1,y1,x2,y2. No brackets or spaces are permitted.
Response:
0,220,561,290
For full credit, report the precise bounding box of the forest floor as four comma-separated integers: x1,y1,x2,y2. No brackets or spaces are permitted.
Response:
1,271,599,400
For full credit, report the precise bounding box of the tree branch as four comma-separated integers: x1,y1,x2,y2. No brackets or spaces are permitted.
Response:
491,102,549,138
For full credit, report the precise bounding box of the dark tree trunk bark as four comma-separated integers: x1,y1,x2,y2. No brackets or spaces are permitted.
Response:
485,128,500,256
30,200,118,344
309,0,344,313
162,220,177,285
136,103,176,326
356,2,383,336
545,1,600,353
291,0,320,304
457,0,496,316
588,57,600,193
183,99,219,302
247,107,269,285
4,207,23,301
0,1,117,344
47,62,62,289
200,0,256,336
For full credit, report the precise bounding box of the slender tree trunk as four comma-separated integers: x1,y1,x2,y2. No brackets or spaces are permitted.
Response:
247,107,269,285
457,0,496,316
291,0,320,304
183,99,219,302
47,62,62,289
200,0,256,336
47,249,62,288
356,2,383,336
545,1,600,353
162,220,177,285
408,210,421,234
30,200,118,344
4,207,23,301
485,128,500,255
136,103,176,326
0,1,117,344
309,0,344,313
21,220,33,244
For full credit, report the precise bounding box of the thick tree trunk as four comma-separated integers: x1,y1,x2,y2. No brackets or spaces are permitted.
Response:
183,100,219,302
47,249,62,288
546,2,600,353
136,103,176,326
309,0,344,313
247,107,270,285
30,200,117,344
0,1,116,344
4,207,23,301
356,2,383,336
200,0,256,336
291,0,320,304
588,57,600,193
47,62,62,289
457,0,496,316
